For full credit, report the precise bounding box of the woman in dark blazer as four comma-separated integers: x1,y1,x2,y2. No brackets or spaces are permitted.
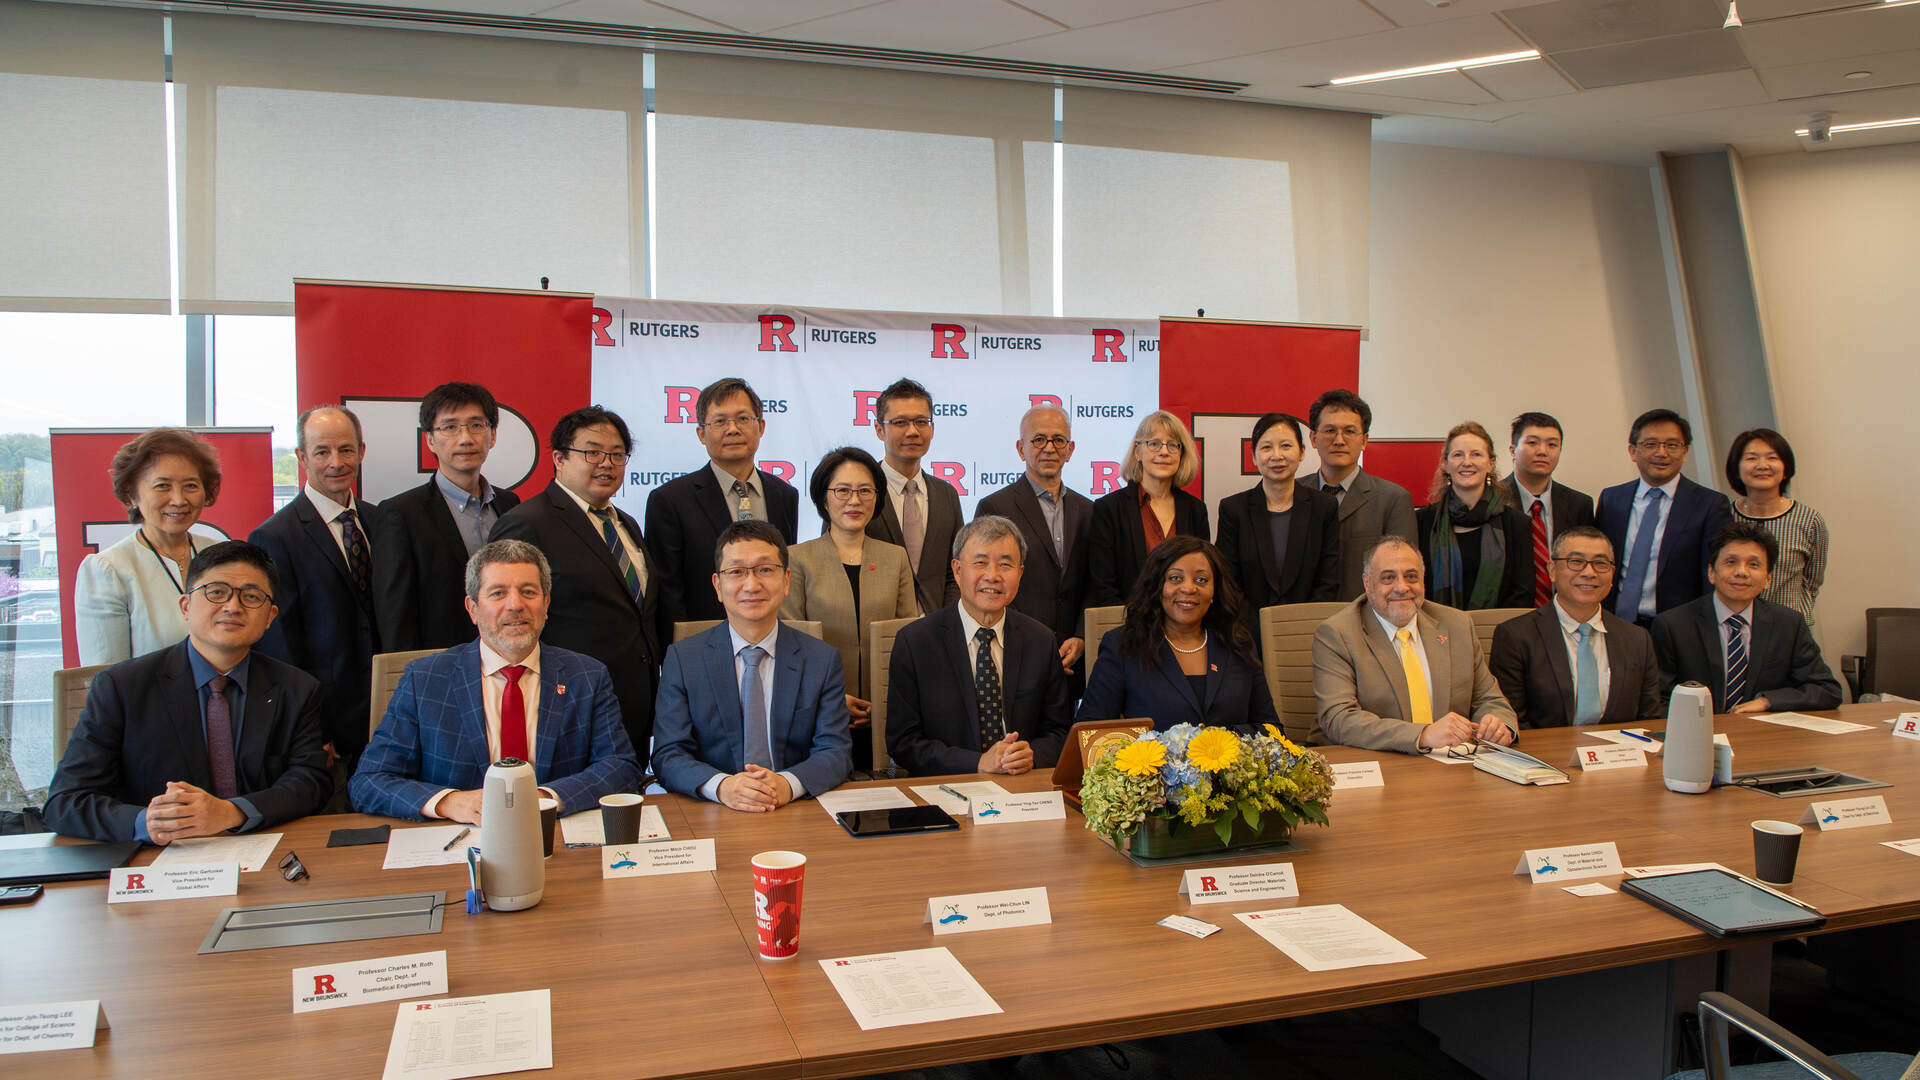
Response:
1415,421,1533,610
1076,535,1280,733
1085,410,1209,607
1214,412,1341,646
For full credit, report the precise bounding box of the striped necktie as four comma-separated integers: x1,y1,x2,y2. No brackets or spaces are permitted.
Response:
1529,500,1551,607
589,506,643,604
1724,613,1749,709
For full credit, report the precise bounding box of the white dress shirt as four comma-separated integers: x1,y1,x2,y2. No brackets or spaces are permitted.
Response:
957,603,1005,686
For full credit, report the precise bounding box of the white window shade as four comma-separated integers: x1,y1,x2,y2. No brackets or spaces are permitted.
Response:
0,0,169,313
170,16,648,312
653,53,1052,315
1061,88,1370,328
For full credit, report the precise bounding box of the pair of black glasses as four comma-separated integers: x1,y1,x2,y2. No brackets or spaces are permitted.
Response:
278,850,309,882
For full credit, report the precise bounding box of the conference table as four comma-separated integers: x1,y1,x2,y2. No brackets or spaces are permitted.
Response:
7,704,1918,1079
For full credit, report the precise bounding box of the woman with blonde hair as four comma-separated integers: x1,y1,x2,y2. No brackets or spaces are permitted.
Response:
1414,421,1532,610
1085,410,1208,607
74,427,225,664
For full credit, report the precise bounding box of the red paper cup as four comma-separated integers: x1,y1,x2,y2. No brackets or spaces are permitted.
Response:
752,850,807,960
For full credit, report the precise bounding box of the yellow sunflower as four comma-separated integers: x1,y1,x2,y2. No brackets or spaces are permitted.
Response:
1112,739,1167,778
1186,728,1242,772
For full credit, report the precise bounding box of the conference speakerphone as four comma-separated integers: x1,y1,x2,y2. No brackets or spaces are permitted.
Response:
198,891,447,954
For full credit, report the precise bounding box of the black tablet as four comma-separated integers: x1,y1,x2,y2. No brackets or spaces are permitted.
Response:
1621,868,1825,937
835,805,960,837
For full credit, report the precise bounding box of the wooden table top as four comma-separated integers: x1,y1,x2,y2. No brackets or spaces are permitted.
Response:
8,704,1917,1079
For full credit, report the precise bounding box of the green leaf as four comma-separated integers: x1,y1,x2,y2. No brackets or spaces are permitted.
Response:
1213,815,1235,845
1239,801,1260,829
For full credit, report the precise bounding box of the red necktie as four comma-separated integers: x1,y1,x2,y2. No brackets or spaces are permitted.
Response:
1530,500,1552,607
498,664,528,763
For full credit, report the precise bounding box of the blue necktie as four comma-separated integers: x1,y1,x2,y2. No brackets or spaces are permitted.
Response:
1615,488,1664,619
1574,624,1602,725
739,645,773,770
1724,614,1749,709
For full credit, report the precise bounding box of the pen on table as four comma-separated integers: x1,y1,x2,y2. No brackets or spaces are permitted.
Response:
443,826,472,852
1620,730,1655,743
938,784,968,805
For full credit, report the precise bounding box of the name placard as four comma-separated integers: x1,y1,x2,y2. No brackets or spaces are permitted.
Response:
1800,796,1893,832
1179,862,1299,905
602,838,716,878
1893,714,1920,742
1157,914,1221,939
0,1001,108,1056
924,887,1051,935
108,863,239,903
971,791,1066,825
1514,842,1623,884
1331,762,1385,789
1571,744,1647,772
292,950,448,1014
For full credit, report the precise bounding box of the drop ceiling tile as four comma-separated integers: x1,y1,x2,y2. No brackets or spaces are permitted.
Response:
1757,48,1920,99
520,0,736,27
1734,4,1920,69
1468,56,1578,99
773,0,1062,53
1363,0,1561,27
1010,0,1207,29
1735,0,1869,19
1502,0,1724,52
1373,112,1724,163
1158,14,1527,87
1521,68,1771,117
976,0,1391,71
1328,68,1500,104
1650,81,1920,138
1552,29,1751,89
643,0,871,34
1270,84,1517,119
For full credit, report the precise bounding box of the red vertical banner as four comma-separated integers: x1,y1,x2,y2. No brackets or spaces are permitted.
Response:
294,281,592,504
50,427,275,667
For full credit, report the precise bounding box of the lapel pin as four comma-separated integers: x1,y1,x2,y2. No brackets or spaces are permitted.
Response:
1436,634,1448,645
1210,663,1218,673
557,685,566,695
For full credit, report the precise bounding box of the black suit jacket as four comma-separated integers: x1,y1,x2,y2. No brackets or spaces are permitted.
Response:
1214,484,1341,645
867,470,962,615
249,493,381,754
644,466,799,625
1499,477,1596,540
1076,628,1281,733
885,606,1073,776
974,479,1094,646
1597,475,1733,616
1414,499,1536,610
371,477,520,652
1489,603,1662,728
1085,483,1210,607
44,641,332,842
491,483,663,760
1650,596,1841,713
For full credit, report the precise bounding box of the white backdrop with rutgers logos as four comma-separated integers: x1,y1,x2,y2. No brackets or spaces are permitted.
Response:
589,298,1159,541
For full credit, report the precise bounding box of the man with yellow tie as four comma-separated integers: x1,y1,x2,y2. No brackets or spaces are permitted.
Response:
1310,537,1517,753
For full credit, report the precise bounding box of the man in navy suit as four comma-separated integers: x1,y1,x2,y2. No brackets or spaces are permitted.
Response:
645,377,800,627
491,406,662,764
1597,408,1732,627
373,382,523,652
46,541,332,843
652,520,852,811
250,405,380,794
1651,522,1841,714
350,540,641,822
887,516,1073,776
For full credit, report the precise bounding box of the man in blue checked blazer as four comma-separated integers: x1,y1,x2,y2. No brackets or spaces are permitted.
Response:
351,540,641,822
652,520,852,811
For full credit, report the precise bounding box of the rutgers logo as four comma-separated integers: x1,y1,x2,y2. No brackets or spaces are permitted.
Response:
1089,461,1123,495
759,314,798,352
313,975,337,995
1198,875,1219,894
1090,329,1127,362
852,390,881,427
1586,751,1600,763
125,873,145,890
927,462,968,497
930,323,969,359
1029,394,1063,408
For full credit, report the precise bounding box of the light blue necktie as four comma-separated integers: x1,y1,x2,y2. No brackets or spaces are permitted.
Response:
1615,487,1664,619
739,645,773,769
1724,614,1749,709
1574,624,1602,725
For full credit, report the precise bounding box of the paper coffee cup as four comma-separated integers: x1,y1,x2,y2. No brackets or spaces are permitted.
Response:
600,793,643,845
538,797,558,858
752,851,807,960
1753,820,1804,885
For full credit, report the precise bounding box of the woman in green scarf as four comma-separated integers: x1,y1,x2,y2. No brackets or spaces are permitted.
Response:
1416,421,1534,610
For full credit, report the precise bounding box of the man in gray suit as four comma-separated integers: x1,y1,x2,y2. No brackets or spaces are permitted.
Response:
1312,537,1517,753
866,378,961,615
1297,389,1417,601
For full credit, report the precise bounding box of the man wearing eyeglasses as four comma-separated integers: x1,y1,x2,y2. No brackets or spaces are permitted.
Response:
1489,527,1663,728
976,405,1094,681
1597,409,1733,627
652,521,852,810
46,541,332,844
645,377,800,627
492,406,663,763
373,382,522,652
250,405,382,799
866,377,962,615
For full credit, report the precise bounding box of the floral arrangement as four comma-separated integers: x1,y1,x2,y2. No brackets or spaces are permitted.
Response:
1080,724,1334,847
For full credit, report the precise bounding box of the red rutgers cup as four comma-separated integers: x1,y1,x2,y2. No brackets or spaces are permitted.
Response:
751,851,807,960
